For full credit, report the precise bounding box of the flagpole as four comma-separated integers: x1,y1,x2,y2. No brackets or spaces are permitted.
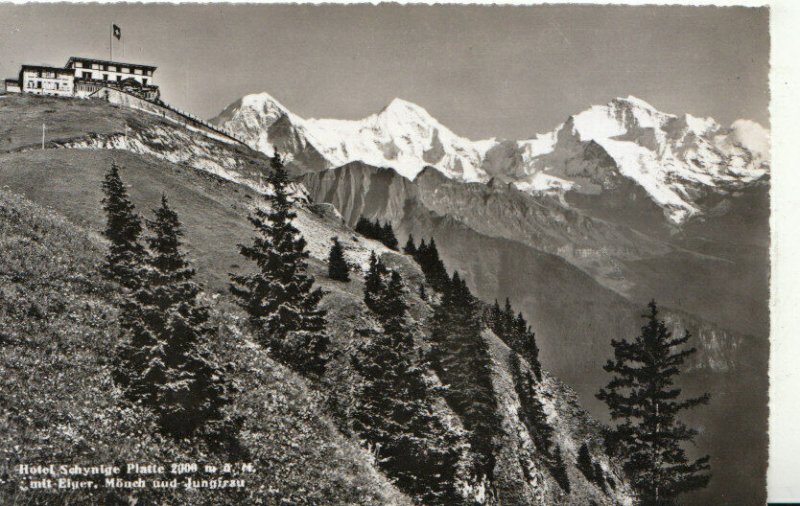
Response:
110,23,112,61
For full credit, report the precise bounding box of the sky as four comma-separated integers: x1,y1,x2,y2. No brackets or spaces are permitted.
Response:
0,4,769,140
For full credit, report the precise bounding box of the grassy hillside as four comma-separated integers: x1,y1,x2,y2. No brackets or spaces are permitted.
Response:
0,188,410,505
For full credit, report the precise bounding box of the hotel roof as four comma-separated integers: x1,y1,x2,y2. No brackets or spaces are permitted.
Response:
21,64,75,73
65,57,157,71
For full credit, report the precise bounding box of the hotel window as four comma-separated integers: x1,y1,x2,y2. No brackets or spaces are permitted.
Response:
82,71,91,79
103,74,108,81
134,69,143,75
116,75,121,82
121,67,129,73
36,82,42,89
108,66,116,72
27,80,33,88
143,78,148,86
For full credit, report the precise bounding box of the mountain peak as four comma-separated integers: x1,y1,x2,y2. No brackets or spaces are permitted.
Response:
380,97,435,121
611,95,659,111
240,92,289,114
386,97,423,110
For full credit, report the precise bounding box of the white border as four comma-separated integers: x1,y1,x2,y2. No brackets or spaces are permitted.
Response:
3,0,796,500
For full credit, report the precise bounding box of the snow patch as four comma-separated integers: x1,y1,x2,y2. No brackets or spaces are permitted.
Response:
730,119,770,160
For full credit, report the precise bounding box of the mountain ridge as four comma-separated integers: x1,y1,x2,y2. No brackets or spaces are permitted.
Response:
213,93,769,223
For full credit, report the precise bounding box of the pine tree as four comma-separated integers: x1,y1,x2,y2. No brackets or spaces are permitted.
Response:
509,352,554,458
430,271,501,484
594,462,608,491
521,324,542,382
354,216,399,250
100,162,146,290
355,216,374,237
380,222,399,250
577,443,595,481
489,298,542,382
486,300,502,332
503,298,514,336
412,237,450,293
327,237,350,282
230,154,329,377
403,234,417,256
596,300,711,506
418,283,427,301
113,195,232,439
550,445,571,493
363,251,388,313
353,268,463,503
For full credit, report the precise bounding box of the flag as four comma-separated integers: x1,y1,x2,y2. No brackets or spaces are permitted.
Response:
113,24,121,40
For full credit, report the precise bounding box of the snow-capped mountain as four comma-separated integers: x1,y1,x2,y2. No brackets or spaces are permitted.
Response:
212,93,489,180
508,96,770,222
212,93,769,223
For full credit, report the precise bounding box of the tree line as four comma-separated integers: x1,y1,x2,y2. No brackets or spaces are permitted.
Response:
354,216,399,250
100,154,711,506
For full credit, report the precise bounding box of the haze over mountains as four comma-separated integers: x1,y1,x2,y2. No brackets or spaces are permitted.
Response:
212,93,769,224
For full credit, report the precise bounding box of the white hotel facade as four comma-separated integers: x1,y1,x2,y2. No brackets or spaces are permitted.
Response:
4,56,159,101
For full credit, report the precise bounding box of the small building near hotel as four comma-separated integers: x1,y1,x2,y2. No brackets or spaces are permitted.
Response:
18,65,75,97
4,79,21,93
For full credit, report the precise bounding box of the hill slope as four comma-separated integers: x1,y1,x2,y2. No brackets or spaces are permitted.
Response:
0,188,410,505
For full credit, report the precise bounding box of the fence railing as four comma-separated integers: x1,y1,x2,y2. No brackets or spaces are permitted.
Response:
97,86,247,147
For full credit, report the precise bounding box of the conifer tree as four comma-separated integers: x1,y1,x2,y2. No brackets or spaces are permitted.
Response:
353,268,462,503
413,237,450,293
230,154,329,377
380,222,399,250
100,162,146,290
403,234,418,256
489,298,542,382
550,446,571,493
363,251,388,313
503,298,514,336
594,462,608,491
327,237,350,282
597,300,711,506
486,300,502,332
354,216,399,250
577,443,595,482
418,283,427,301
114,195,232,438
430,271,501,485
520,324,542,382
509,352,554,459
355,216,378,239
